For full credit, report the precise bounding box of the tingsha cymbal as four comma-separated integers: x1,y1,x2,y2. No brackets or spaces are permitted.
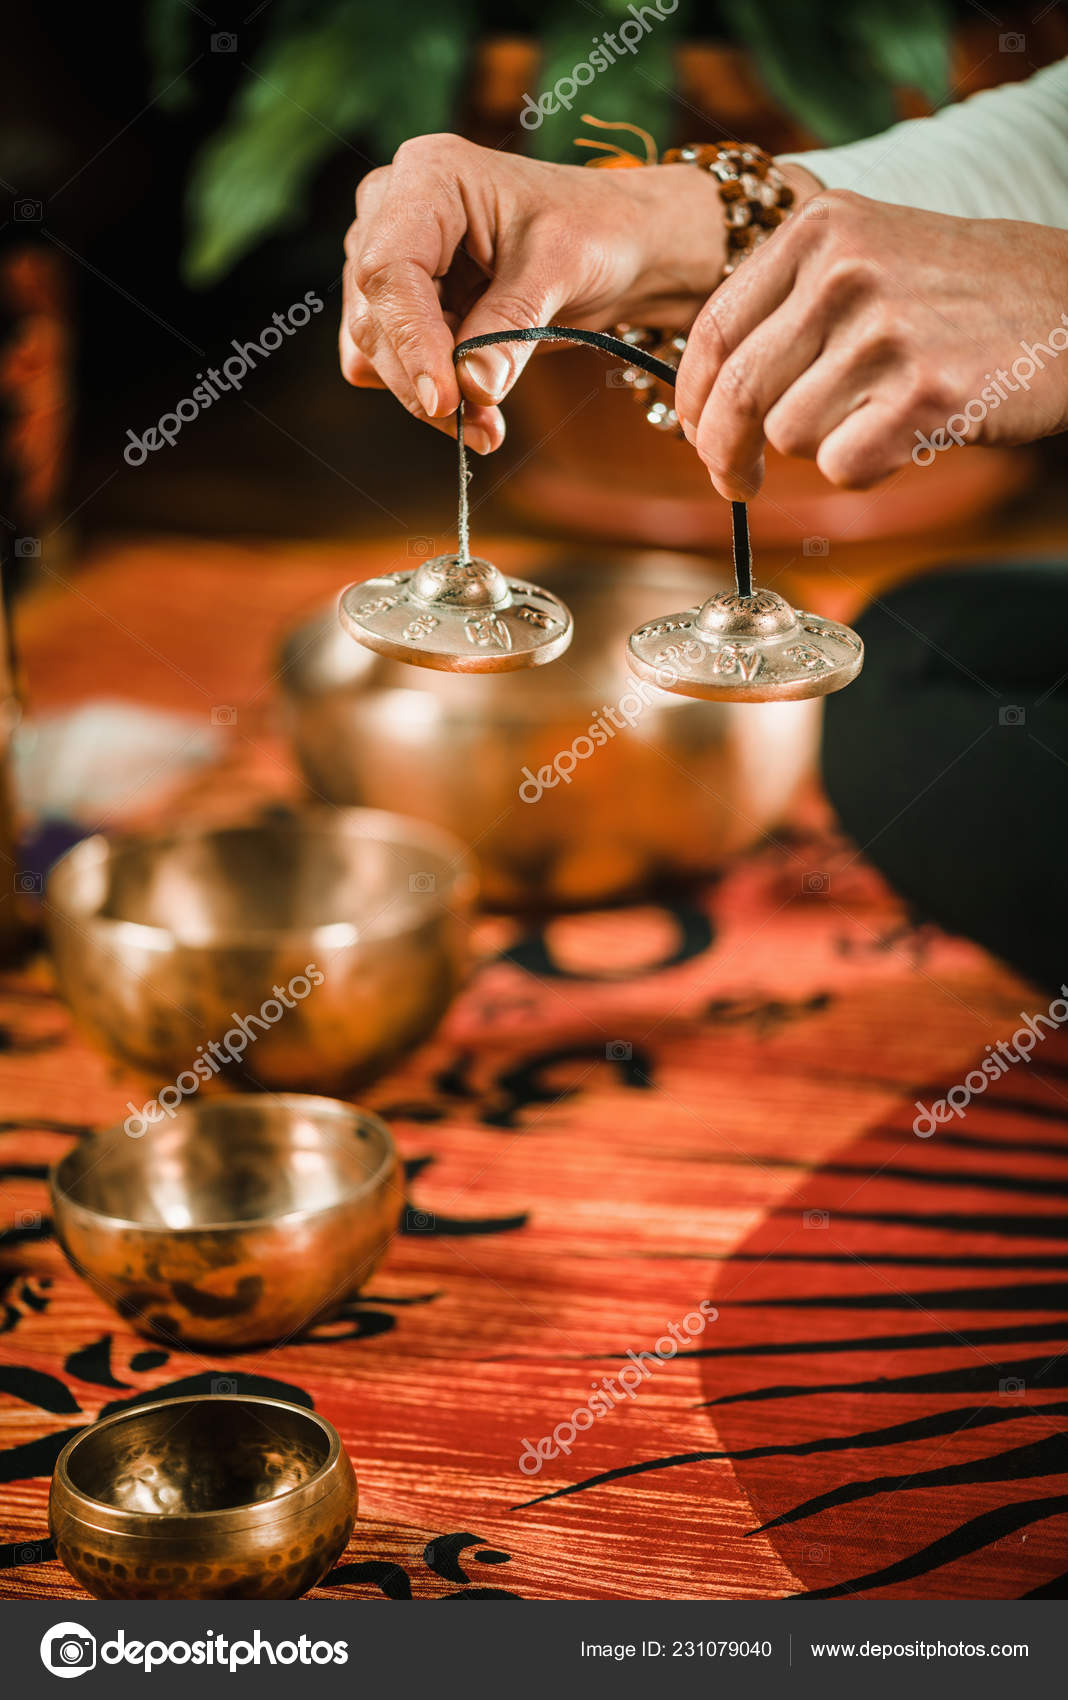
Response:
338,553,574,673
627,587,864,703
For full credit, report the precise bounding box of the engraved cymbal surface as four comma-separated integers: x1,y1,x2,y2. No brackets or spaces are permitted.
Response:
627,589,864,703
339,556,574,673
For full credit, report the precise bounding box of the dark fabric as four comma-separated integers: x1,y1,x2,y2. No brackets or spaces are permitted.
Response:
823,562,1068,993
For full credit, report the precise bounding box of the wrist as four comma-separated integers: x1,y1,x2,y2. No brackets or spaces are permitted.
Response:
622,163,729,328
623,159,823,329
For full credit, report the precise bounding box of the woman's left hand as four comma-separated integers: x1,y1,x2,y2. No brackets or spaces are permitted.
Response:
674,188,1068,498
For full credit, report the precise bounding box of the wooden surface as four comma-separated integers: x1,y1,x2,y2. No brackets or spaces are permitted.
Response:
0,537,1066,1600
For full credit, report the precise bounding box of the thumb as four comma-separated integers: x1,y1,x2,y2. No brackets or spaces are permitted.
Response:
455,260,565,406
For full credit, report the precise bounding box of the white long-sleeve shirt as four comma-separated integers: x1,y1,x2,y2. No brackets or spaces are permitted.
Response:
779,55,1068,228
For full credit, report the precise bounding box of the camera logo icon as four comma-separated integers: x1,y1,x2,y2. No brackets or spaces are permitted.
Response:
14,199,43,222
15,536,41,557
802,536,829,557
211,31,238,51
40,1622,97,1678
409,871,436,893
15,870,43,894
998,704,1025,727
802,871,829,895
406,536,435,557
999,32,1025,51
605,1040,633,1061
803,1208,830,1229
210,704,237,726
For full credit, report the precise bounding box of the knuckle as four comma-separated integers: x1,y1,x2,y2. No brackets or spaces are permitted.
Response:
764,406,809,458
896,363,951,417
691,299,731,368
818,439,888,491
352,252,395,302
485,287,544,329
676,303,731,422
355,166,388,214
715,355,762,421
861,304,912,359
345,300,375,351
818,255,879,303
391,317,431,366
393,132,464,169
821,188,863,217
340,343,369,386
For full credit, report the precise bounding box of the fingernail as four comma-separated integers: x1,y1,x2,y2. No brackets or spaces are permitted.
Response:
464,424,493,455
415,373,439,416
463,349,511,402
680,419,696,445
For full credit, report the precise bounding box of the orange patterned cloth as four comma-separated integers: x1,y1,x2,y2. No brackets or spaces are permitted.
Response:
1,538,1065,1600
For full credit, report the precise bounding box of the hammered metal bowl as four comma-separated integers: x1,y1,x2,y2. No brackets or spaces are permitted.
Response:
45,809,476,1090
280,554,820,908
50,1095,404,1348
50,1394,357,1599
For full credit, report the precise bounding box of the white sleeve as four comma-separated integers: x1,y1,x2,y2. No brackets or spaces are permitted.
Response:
778,56,1068,228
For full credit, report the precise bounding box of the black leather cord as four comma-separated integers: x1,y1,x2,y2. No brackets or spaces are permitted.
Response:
455,325,682,386
453,327,752,599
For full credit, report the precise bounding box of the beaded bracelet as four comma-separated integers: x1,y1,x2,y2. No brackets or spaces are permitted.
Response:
587,134,794,433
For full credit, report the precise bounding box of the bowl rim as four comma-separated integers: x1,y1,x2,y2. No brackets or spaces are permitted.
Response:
49,1094,400,1235
43,806,478,952
51,1394,351,1533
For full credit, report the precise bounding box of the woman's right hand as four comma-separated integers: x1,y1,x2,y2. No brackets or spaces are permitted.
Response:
339,134,729,454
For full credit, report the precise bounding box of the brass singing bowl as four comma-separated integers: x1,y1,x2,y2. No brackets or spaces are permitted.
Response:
280,554,821,908
45,809,476,1090
50,1394,357,1599
50,1095,404,1348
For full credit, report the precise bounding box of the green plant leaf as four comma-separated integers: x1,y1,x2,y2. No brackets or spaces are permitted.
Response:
851,0,951,109
721,0,950,144
528,9,680,162
182,0,470,285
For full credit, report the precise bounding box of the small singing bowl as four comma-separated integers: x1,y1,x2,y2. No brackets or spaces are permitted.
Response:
50,1095,404,1348
50,1394,357,1600
45,808,476,1091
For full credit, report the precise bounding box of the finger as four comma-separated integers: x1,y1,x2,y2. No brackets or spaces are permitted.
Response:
339,280,386,389
763,337,891,461
687,303,826,499
817,397,914,490
362,322,504,450
349,187,464,418
343,280,504,449
675,231,802,431
454,251,567,406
